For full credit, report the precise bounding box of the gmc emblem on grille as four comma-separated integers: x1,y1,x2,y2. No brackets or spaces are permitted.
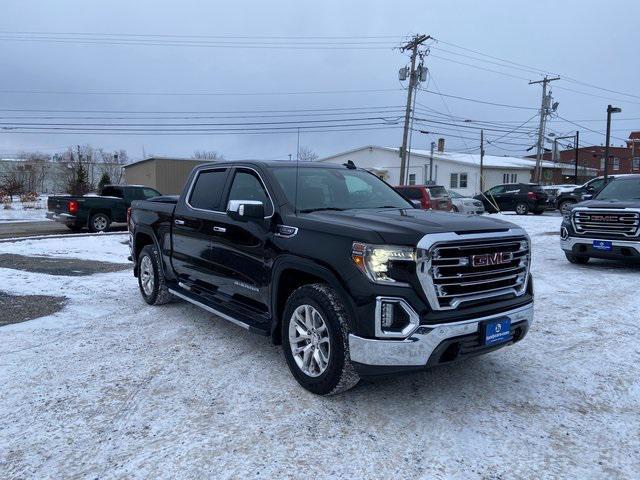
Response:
471,252,513,267
588,215,618,222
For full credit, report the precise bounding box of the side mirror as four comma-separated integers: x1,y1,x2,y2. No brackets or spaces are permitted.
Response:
227,200,265,221
585,185,596,194
582,194,593,201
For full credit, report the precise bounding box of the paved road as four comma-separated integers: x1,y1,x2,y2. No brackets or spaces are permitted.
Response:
0,221,126,239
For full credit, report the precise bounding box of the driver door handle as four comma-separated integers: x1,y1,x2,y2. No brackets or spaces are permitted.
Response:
213,226,226,233
174,219,185,225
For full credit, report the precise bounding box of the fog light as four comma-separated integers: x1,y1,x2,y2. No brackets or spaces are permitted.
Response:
375,297,420,338
560,227,569,240
381,302,394,327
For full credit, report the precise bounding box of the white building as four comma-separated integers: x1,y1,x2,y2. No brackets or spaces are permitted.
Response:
318,144,561,196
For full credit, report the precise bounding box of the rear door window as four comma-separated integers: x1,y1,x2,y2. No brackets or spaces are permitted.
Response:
397,187,422,200
188,169,228,211
102,186,124,198
427,186,447,198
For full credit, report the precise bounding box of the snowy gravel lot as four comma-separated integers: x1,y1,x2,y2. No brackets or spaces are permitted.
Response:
1,214,639,479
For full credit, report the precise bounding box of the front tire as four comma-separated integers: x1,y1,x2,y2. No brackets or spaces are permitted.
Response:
559,200,575,215
515,203,529,215
138,245,172,305
282,283,360,395
565,252,590,265
89,212,111,233
451,205,459,213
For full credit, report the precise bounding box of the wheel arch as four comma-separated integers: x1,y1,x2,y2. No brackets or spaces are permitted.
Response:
132,226,163,278
270,256,357,345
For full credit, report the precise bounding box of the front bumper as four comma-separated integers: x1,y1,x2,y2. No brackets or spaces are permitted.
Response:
560,235,640,258
457,203,485,214
348,303,533,373
46,211,76,225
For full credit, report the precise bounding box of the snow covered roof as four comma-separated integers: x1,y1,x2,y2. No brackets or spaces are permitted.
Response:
318,146,561,170
398,148,562,170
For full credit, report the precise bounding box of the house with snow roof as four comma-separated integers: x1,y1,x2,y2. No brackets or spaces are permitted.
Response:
318,141,570,196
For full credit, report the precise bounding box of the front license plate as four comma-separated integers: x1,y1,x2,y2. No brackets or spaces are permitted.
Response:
484,318,511,345
592,240,612,251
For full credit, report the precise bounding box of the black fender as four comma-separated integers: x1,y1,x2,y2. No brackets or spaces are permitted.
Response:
132,225,167,278
270,255,359,342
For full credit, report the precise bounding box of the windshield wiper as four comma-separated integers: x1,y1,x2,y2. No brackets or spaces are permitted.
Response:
375,205,402,209
299,207,346,213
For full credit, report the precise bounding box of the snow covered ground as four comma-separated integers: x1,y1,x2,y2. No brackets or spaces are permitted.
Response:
1,216,639,479
0,196,50,223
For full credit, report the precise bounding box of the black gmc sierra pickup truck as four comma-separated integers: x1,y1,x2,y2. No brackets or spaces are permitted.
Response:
561,174,640,264
129,161,534,394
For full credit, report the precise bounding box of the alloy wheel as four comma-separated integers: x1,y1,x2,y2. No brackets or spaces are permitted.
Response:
140,255,155,296
93,215,108,231
288,304,331,377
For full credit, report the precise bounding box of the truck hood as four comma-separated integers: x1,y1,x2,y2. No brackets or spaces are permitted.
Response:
576,199,640,210
302,208,518,245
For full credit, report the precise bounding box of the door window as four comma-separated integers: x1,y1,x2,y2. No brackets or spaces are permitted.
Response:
189,169,228,211
487,185,505,195
227,170,273,216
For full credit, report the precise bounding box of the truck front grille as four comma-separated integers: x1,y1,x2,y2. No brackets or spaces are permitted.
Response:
417,233,530,311
572,210,640,238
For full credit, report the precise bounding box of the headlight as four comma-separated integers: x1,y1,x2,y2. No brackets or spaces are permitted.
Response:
352,242,415,285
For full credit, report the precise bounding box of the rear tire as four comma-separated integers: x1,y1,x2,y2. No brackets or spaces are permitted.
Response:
138,245,172,305
515,203,529,215
565,252,590,265
282,283,360,395
451,205,459,213
89,212,111,233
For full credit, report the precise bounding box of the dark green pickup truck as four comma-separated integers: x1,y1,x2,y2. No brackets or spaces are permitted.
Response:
46,185,161,232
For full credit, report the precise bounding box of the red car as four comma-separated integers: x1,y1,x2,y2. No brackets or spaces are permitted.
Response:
394,185,453,211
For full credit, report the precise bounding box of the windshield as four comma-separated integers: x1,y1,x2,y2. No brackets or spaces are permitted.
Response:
448,190,463,199
270,167,412,212
594,178,640,201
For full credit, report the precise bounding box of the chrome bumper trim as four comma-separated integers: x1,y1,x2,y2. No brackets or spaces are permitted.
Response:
560,236,640,253
348,303,533,367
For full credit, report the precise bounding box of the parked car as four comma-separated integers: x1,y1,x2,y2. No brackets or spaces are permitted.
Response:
475,183,548,215
555,176,625,214
560,174,640,264
447,190,485,214
129,161,534,395
47,185,161,232
393,184,453,211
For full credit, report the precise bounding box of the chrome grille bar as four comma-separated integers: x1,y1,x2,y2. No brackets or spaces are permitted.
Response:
572,209,640,238
416,229,531,311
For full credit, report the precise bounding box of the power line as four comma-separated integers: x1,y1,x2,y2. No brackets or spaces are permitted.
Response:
0,87,403,97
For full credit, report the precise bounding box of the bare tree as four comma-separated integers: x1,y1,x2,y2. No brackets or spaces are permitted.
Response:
297,146,319,162
55,146,94,195
192,150,224,161
16,151,51,193
95,148,128,184
0,168,25,201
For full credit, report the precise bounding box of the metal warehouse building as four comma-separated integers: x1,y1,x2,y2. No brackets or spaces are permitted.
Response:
123,157,209,195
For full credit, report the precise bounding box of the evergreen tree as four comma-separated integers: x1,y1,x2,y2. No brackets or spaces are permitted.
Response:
97,172,112,191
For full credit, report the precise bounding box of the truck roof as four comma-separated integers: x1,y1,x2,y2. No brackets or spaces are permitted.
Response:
195,160,349,170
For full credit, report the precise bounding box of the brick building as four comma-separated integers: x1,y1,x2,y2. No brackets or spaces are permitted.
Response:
530,131,640,183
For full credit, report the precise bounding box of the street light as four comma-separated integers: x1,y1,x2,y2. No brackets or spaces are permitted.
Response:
604,104,622,183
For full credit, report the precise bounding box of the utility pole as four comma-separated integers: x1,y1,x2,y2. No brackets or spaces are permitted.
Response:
530,76,560,183
480,129,485,192
429,141,435,182
399,34,430,185
604,104,622,183
574,130,579,184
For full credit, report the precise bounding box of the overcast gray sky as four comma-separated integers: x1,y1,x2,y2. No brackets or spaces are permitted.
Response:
0,0,638,161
